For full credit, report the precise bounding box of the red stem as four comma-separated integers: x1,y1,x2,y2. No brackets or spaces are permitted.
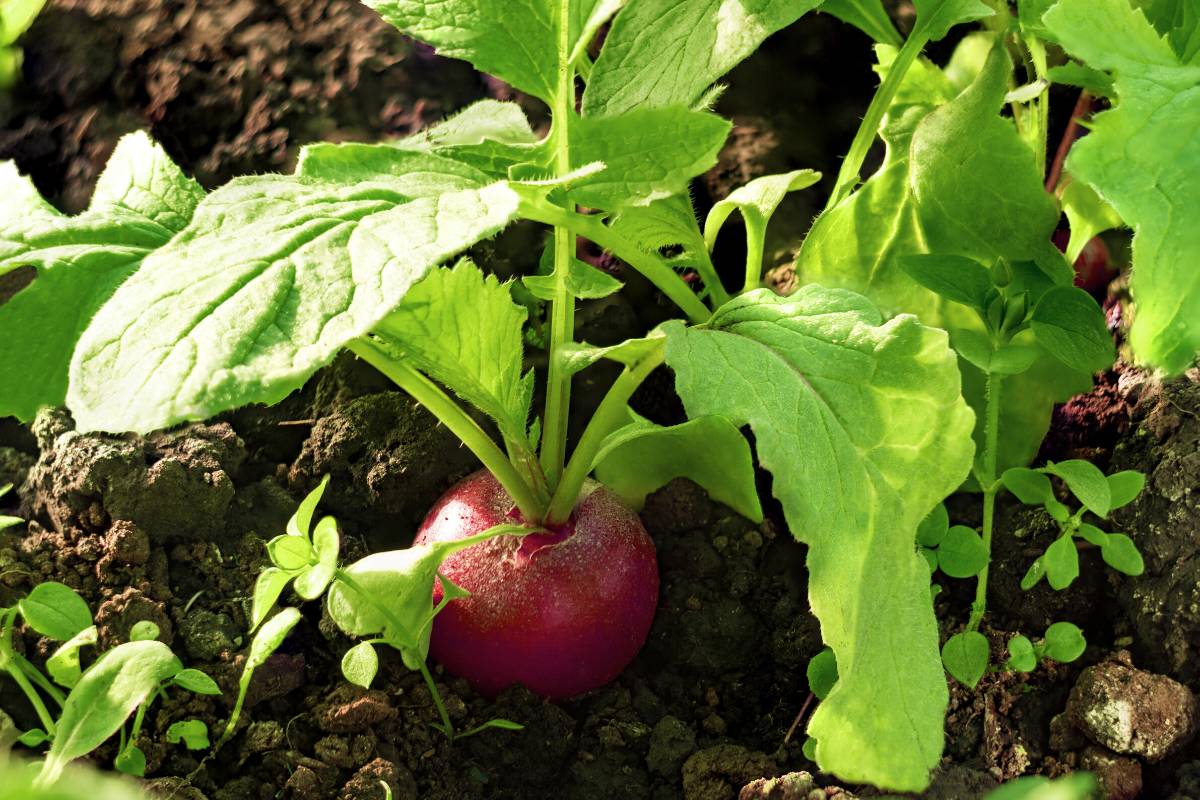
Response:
1046,91,1093,192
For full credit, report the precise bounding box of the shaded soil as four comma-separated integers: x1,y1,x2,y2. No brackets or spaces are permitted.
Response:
2,1,1199,799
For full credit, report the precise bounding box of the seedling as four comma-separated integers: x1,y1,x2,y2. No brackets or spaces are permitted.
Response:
0,581,220,785
0,0,1191,793
241,478,525,741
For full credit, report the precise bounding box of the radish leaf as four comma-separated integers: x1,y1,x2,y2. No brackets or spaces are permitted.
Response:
663,286,974,792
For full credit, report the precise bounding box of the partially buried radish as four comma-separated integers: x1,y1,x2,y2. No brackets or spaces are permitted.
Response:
414,469,659,700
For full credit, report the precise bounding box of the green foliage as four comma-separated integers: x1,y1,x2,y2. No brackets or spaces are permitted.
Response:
253,476,340,627
942,630,989,688
795,39,1094,474
1,756,151,800
165,719,210,750
663,287,974,791
1044,0,1200,374
984,772,1100,799
1004,462,1147,593
591,410,762,521
0,134,205,421
222,606,302,745
582,0,823,115
376,261,534,451
704,169,821,291
17,583,91,642
38,641,180,785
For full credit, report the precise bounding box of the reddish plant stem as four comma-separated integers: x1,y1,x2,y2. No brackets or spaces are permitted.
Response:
1045,90,1092,192
783,692,815,745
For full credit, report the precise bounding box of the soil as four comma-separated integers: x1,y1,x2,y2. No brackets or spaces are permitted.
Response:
3,1,1199,799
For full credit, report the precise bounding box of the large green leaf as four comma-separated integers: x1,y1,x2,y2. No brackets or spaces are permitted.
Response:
0,133,204,421
663,287,974,791
389,99,539,178
795,42,1089,472
1045,0,1200,374
564,107,732,209
364,0,558,103
376,259,533,447
592,410,763,521
582,0,823,116
68,152,519,433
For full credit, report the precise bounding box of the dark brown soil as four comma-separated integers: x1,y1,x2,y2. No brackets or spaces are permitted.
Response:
3,2,1199,799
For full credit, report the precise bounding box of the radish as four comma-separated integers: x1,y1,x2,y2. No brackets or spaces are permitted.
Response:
414,470,659,700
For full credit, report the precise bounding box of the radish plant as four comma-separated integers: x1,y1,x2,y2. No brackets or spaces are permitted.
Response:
0,0,1192,793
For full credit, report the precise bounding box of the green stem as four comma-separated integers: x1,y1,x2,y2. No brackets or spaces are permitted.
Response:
349,339,547,523
1023,34,1050,174
0,614,57,735
126,701,149,750
519,198,711,325
419,661,456,739
13,652,65,706
540,0,579,489
4,661,56,735
968,371,1003,632
545,345,665,524
824,27,929,211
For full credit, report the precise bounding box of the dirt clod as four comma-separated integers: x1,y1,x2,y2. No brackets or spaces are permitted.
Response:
647,715,697,777
315,685,397,734
682,745,776,800
339,757,418,800
1080,745,1143,800
1066,651,1199,762
738,771,854,800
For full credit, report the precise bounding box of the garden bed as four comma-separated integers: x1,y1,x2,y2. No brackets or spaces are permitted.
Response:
2,1,1198,799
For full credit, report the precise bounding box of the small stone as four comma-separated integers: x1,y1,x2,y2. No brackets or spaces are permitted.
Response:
686,596,703,611
1081,745,1143,800
742,530,763,549
1067,651,1199,762
647,715,696,777
144,778,207,800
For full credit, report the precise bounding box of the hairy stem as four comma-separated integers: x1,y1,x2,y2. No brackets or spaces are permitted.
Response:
519,198,711,324
546,345,665,524
825,27,928,211
539,0,579,489
968,371,1003,632
348,339,546,523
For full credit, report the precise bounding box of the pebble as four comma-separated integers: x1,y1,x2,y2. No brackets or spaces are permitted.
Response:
1066,651,1199,762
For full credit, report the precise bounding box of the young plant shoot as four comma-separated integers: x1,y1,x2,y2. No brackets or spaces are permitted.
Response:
0,0,1189,793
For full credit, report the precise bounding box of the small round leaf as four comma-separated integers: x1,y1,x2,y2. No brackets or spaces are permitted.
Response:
267,535,314,571
129,620,160,642
942,631,990,689
1042,622,1086,663
806,648,838,701
1006,635,1037,673
166,719,210,750
937,526,990,578
342,641,379,689
917,504,949,548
